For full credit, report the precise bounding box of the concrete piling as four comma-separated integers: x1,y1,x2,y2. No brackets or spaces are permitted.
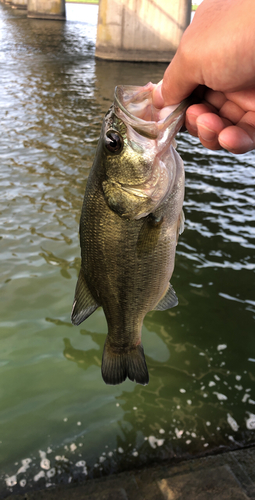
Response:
95,0,191,62
27,0,65,19
11,0,27,10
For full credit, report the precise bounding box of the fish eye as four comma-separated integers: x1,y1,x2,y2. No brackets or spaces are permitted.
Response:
105,131,123,154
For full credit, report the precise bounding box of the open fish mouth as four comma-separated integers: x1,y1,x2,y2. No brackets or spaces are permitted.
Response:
114,82,191,140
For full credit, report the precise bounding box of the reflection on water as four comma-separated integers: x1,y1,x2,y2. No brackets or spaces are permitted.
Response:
0,2,255,497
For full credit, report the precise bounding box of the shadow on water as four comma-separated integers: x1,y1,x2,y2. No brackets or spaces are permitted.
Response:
0,2,255,497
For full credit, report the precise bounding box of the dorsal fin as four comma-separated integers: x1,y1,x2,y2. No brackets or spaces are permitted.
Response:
71,269,99,325
154,283,178,311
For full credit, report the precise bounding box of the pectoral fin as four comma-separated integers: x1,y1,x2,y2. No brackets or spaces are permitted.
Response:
154,283,178,311
177,209,185,239
136,213,163,257
71,269,99,325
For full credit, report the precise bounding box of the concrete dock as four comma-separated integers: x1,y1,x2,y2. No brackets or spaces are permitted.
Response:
12,445,255,499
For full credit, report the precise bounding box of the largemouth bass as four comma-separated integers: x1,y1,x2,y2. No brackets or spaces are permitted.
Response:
71,82,189,386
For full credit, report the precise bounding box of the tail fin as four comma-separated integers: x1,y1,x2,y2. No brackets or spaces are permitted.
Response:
101,338,149,386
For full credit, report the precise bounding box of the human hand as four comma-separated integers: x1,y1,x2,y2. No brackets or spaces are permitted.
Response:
153,0,255,154
185,88,255,154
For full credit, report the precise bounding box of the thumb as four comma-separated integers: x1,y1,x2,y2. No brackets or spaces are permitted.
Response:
159,53,198,107
152,80,164,108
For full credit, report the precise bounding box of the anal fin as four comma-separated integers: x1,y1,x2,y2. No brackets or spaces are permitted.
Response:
154,283,178,311
71,268,99,326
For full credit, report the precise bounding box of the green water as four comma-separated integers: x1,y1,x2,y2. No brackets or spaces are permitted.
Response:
0,2,255,496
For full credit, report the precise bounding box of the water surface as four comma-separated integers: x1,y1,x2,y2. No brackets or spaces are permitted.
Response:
0,2,255,496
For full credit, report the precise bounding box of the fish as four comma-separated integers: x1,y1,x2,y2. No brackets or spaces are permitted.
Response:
71,82,189,386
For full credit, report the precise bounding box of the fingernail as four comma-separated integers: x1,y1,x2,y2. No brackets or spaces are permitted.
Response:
153,81,164,109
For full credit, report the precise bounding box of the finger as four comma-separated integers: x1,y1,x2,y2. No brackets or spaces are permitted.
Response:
219,111,255,153
152,81,164,108
204,89,227,110
162,67,197,106
219,100,245,123
225,89,255,112
161,40,199,106
219,126,255,154
196,113,232,150
185,103,218,136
